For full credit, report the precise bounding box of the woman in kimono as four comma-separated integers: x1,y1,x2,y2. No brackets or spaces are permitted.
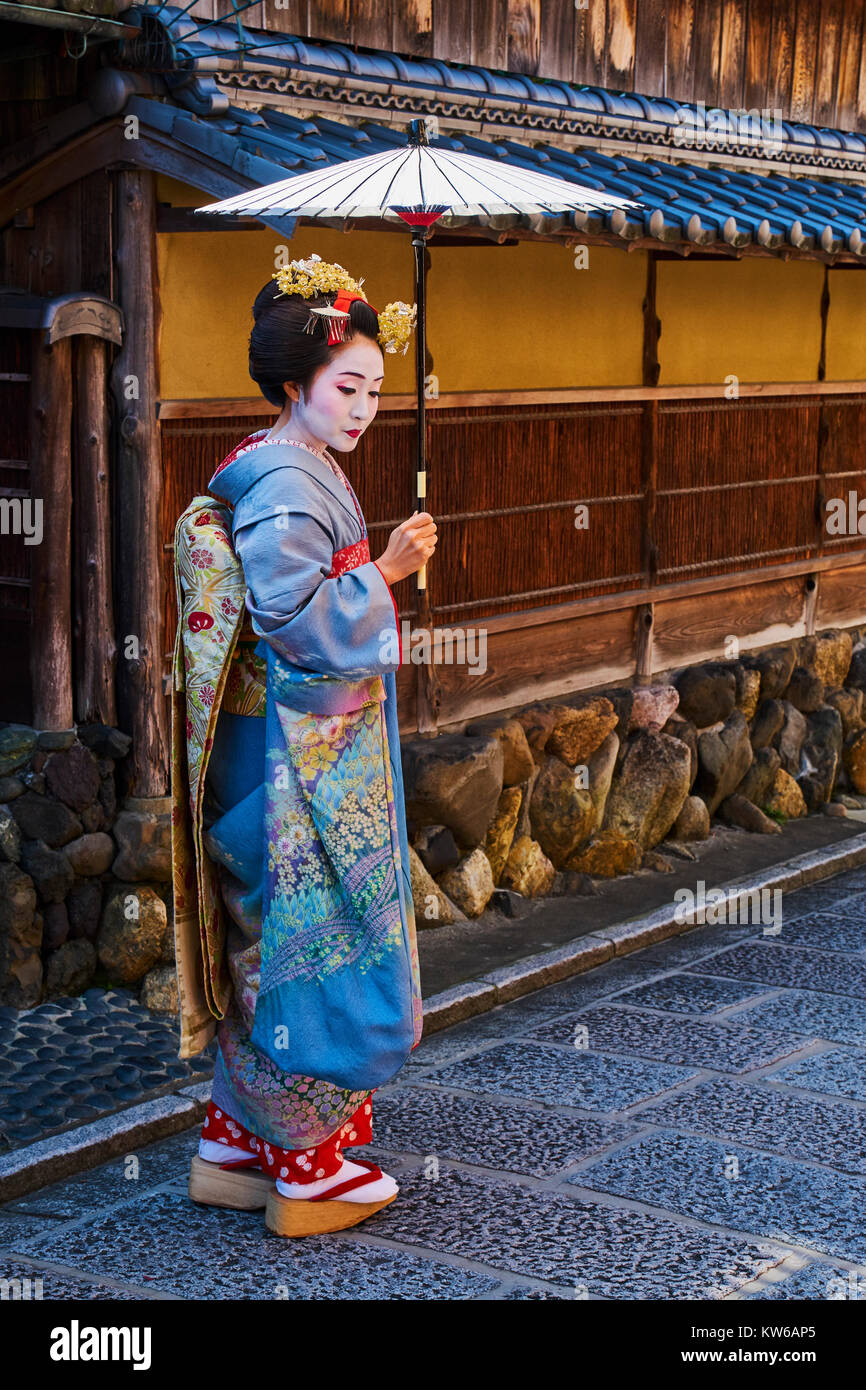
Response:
176,254,436,1237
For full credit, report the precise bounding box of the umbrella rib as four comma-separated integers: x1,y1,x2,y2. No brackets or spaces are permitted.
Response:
300,147,412,209
318,143,418,215
418,149,478,214
444,147,627,211
218,147,384,211
440,150,574,211
418,150,552,216
375,145,422,212
253,145,415,212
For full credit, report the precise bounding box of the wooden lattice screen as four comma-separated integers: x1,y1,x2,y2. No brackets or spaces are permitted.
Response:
159,394,866,683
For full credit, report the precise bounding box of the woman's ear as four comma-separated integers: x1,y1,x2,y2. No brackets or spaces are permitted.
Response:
284,381,301,404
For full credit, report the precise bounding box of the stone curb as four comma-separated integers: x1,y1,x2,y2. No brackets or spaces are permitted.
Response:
419,828,866,1034
5,830,866,1201
0,1084,211,1204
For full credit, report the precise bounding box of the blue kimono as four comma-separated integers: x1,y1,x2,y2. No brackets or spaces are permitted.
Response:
196,431,422,1150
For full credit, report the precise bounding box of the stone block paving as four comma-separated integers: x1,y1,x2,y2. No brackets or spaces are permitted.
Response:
419,1040,702,1112
687,940,866,999
572,1132,866,1264
370,1084,637,1178
611,974,774,1016
647,1079,866,1175
2,870,865,1299
765,1047,866,1103
0,989,215,1150
728,990,866,1047
768,911,866,955
525,1005,811,1073
779,881,866,918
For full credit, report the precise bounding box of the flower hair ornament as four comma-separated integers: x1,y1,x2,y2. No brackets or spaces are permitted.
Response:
272,253,417,356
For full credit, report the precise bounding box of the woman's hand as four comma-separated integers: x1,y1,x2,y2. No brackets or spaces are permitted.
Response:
376,511,438,585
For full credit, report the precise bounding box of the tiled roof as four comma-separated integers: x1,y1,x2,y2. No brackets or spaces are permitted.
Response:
119,4,866,259
128,92,866,259
131,5,866,162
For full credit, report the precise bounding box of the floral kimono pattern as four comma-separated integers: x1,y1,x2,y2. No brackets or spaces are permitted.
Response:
171,430,422,1151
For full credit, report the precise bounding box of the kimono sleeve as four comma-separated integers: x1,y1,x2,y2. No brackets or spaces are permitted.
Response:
230,470,401,681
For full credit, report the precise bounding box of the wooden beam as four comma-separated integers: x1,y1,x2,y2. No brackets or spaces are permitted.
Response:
73,334,117,726
155,206,265,233
817,262,830,381
432,546,866,637
110,169,169,797
28,330,73,731
418,568,866,733
156,380,866,418
0,122,254,233
635,245,662,689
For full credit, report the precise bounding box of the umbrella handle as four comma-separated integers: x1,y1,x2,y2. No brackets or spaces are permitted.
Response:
416,460,427,591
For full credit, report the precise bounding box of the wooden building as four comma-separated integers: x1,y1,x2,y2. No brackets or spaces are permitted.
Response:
4,0,866,808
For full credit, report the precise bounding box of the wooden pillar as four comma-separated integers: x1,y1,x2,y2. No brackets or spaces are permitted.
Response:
634,601,655,685
635,251,661,685
642,252,661,389
803,573,819,637
28,331,74,731
74,334,117,725
110,169,168,796
636,396,660,685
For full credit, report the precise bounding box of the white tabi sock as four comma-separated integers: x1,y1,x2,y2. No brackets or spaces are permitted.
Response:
199,1137,258,1165
275,1157,398,1203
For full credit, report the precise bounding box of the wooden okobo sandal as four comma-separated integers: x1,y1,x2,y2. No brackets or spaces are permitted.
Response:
265,1159,398,1237
188,1153,275,1210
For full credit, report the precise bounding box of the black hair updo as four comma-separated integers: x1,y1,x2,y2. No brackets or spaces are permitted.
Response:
248,278,381,409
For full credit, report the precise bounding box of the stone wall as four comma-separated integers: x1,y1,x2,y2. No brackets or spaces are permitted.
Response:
4,627,866,1014
401,628,866,925
0,724,174,1011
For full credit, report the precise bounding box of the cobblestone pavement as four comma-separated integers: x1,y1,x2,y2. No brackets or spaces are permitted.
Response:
2,866,866,1300
0,991,215,1152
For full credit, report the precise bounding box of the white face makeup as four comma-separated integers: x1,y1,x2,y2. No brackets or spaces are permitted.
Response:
284,337,384,454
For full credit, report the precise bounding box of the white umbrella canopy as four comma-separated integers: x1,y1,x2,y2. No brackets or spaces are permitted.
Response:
196,140,640,224
197,121,641,595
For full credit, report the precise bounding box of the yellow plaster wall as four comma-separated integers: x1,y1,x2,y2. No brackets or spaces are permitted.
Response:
158,176,863,395
157,175,210,206
826,268,866,380
656,258,824,385
156,225,418,401
424,241,646,390
156,175,646,398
